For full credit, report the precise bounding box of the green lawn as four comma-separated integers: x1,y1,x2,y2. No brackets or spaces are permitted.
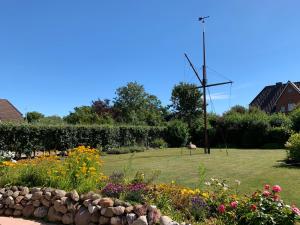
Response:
102,148,300,205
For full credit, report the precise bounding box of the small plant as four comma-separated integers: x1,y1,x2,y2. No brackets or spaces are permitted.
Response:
0,146,107,193
150,138,168,149
285,133,300,162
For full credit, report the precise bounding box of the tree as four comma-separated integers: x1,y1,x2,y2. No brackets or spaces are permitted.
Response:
38,116,65,125
63,106,111,125
113,82,165,125
224,105,248,115
26,111,44,123
170,82,203,125
92,99,114,117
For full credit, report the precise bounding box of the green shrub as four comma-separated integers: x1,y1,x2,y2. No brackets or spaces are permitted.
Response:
0,124,165,156
106,146,146,154
150,138,168,149
285,133,300,162
165,120,189,147
290,108,300,132
269,113,292,128
263,127,292,148
190,116,216,147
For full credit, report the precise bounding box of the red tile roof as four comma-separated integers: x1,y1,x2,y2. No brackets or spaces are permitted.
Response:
250,81,300,113
0,99,23,122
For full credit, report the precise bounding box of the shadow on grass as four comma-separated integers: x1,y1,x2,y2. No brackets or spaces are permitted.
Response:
273,159,300,169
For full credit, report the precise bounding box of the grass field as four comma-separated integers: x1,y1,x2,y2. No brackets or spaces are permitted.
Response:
102,148,300,205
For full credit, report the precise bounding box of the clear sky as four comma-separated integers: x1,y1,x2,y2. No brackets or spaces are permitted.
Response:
1,0,300,116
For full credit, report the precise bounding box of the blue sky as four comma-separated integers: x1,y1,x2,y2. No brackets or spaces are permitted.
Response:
1,0,300,116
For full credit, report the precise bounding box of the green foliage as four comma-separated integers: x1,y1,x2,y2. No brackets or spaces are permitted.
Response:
269,113,292,128
150,138,168,149
285,133,300,162
26,111,44,123
106,146,146,154
37,116,65,125
0,124,165,156
216,110,270,148
224,105,248,115
290,107,300,132
113,82,165,126
64,106,114,125
170,82,202,125
263,127,292,149
190,115,217,147
165,120,189,147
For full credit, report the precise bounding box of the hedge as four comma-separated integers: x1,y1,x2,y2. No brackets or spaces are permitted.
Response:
0,124,166,157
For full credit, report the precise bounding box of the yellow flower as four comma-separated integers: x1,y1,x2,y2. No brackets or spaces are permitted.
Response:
202,192,210,199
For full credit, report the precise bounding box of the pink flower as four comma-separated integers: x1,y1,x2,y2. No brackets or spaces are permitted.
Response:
273,195,280,201
292,205,300,216
250,204,257,211
230,201,238,209
218,204,226,214
264,184,270,190
263,191,270,197
272,185,282,193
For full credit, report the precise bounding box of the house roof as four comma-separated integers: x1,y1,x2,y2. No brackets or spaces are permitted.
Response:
250,81,300,113
0,99,23,121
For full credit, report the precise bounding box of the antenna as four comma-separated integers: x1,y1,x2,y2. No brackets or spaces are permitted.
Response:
199,16,210,23
184,17,233,154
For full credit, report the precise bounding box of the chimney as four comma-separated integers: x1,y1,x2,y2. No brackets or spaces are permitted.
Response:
276,82,283,86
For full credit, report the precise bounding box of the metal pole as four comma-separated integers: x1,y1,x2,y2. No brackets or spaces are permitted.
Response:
199,17,209,154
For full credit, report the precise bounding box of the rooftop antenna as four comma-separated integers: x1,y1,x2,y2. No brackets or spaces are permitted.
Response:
185,16,233,154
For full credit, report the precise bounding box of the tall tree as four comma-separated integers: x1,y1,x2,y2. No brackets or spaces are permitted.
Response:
64,106,102,125
170,82,203,125
26,111,45,123
113,82,164,125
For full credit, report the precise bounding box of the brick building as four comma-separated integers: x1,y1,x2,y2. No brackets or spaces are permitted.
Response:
0,99,23,122
250,81,300,113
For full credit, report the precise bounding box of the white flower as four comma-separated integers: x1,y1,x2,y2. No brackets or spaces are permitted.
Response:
235,180,241,185
204,182,211,186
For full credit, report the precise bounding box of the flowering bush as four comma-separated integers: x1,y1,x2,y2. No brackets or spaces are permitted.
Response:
0,146,107,193
215,184,299,225
285,133,300,162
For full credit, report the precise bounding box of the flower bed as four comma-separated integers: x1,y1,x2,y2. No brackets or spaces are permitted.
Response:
0,146,299,224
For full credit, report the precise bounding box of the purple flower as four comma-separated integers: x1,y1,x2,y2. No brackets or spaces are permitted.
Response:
102,183,124,197
191,196,208,210
127,183,147,192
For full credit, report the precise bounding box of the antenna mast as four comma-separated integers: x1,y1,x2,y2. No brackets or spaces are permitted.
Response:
199,16,209,154
184,17,233,154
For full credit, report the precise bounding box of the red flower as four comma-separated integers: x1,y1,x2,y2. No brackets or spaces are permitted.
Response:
264,184,270,190
218,204,226,214
230,201,238,209
250,204,257,211
263,190,270,197
272,185,282,193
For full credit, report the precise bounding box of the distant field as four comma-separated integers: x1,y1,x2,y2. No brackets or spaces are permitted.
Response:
102,148,300,205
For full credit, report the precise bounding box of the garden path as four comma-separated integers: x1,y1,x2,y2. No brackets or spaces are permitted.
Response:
0,217,57,225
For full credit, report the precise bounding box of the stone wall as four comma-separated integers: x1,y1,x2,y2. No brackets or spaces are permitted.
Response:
0,186,180,225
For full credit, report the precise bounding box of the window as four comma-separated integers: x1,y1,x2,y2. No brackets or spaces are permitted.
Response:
288,103,296,112
280,106,285,112
288,88,293,93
